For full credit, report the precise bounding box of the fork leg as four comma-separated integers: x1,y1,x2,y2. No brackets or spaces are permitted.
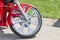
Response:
14,0,29,21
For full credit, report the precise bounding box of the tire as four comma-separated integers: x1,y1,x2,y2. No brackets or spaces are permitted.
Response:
9,5,42,38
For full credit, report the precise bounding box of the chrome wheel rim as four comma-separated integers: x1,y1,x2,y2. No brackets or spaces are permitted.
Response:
11,7,41,35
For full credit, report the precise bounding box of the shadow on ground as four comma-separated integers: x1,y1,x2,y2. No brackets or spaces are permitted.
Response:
53,18,60,27
0,34,36,40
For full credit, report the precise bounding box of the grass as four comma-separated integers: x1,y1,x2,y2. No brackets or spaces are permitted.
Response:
19,0,60,19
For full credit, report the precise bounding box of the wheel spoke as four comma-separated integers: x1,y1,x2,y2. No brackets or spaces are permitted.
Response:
27,24,32,32
29,21,38,26
29,12,37,19
19,24,25,33
12,18,23,24
29,15,37,19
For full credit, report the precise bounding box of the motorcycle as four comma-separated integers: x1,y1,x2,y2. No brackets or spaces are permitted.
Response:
0,0,42,37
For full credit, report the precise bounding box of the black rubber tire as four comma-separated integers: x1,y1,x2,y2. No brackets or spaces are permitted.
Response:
9,6,42,38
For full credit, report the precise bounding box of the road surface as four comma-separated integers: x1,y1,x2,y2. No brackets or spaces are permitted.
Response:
0,18,60,40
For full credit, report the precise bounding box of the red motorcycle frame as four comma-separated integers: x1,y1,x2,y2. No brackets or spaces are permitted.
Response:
0,2,31,28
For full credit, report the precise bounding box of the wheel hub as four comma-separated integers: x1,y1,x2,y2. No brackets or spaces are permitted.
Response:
24,24,28,27
23,21,31,27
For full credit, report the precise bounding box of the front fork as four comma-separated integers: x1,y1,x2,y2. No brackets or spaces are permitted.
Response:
14,0,29,21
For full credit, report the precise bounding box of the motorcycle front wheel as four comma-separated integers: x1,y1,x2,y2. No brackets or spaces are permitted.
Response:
9,4,42,38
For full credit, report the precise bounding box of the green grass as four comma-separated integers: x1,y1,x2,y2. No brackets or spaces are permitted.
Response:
19,0,60,19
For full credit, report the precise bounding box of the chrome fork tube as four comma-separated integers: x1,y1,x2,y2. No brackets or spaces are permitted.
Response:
14,0,28,21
